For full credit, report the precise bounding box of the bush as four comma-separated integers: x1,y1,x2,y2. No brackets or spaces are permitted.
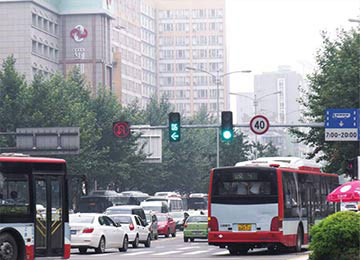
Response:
309,211,360,260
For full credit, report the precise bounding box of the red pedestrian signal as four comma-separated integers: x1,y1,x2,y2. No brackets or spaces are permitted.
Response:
113,121,130,138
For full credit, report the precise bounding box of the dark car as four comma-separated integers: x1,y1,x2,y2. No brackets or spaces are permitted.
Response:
105,205,147,225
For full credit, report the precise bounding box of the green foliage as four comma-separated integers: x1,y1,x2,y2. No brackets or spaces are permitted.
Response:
291,28,360,174
0,57,279,196
251,141,279,159
309,211,360,260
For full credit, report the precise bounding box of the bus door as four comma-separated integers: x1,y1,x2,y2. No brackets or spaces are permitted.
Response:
34,176,64,257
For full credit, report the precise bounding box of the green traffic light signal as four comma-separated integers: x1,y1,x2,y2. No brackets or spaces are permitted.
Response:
221,111,233,142
169,112,181,142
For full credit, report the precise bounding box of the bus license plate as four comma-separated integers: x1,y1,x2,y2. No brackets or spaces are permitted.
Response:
238,224,251,231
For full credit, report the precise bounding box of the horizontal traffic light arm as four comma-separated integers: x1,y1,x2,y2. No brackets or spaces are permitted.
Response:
129,122,324,130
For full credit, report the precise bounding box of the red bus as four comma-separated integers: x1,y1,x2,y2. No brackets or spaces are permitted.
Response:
0,153,70,260
208,157,339,255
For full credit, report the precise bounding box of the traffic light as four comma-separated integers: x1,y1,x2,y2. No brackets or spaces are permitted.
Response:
168,112,181,142
346,157,359,180
220,111,233,142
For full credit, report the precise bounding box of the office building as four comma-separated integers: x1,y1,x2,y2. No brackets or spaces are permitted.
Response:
156,0,227,118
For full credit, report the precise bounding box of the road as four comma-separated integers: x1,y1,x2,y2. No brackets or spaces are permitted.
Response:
70,232,309,260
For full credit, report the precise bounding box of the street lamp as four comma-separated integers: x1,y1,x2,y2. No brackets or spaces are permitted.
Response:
186,66,251,167
230,91,281,149
229,91,281,115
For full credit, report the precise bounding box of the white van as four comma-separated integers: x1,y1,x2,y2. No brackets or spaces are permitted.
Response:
145,196,183,212
140,201,169,213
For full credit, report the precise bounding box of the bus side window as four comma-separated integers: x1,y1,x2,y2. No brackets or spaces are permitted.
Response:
283,172,299,218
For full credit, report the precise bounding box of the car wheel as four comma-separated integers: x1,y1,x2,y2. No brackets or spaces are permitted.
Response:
144,235,151,248
119,235,128,252
79,247,87,254
0,233,18,260
95,236,106,254
190,238,194,242
132,235,139,248
184,237,188,242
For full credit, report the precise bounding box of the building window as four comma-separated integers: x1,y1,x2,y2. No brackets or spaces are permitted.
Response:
32,40,37,53
32,14,37,26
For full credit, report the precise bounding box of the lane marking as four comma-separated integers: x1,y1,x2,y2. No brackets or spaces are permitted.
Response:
212,250,229,256
288,255,309,260
125,251,155,256
152,250,183,256
183,249,213,255
178,246,201,250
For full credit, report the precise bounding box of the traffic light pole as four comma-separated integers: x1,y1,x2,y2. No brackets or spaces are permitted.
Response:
216,70,220,168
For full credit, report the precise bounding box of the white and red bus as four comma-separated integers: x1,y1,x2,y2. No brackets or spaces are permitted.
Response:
0,153,70,260
208,157,339,255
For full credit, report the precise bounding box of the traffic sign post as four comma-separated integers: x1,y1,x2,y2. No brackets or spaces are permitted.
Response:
113,121,131,138
250,115,270,135
325,109,359,141
168,112,181,142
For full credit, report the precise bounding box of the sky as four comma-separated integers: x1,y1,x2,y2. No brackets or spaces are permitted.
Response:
226,0,360,96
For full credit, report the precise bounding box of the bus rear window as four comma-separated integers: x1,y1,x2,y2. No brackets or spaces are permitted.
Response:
211,168,278,204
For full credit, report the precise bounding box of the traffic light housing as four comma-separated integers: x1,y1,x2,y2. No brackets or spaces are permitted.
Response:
168,112,181,142
220,111,233,142
346,157,359,180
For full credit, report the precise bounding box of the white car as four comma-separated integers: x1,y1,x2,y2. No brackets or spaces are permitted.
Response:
69,213,129,254
109,214,151,248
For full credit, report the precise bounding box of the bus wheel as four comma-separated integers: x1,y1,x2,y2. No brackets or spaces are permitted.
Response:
0,233,18,260
295,227,303,252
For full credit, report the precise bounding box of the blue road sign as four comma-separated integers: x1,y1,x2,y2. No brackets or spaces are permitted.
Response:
325,109,359,141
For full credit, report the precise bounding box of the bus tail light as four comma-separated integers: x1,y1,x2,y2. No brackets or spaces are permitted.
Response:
129,224,135,231
209,216,219,231
82,228,94,233
270,217,282,231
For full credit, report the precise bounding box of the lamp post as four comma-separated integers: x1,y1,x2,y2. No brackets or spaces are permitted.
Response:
230,91,281,158
186,66,251,167
230,91,281,116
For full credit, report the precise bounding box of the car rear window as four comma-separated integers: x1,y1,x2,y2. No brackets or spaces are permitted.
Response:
186,216,207,223
157,215,167,221
106,208,131,215
110,215,132,224
70,215,95,223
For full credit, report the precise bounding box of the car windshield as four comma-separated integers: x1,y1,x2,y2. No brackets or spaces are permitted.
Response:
110,215,132,224
186,216,208,223
70,215,95,223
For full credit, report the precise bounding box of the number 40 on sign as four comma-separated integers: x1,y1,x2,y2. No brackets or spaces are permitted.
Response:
250,115,270,135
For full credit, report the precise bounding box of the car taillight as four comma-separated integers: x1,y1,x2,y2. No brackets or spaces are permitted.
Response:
129,224,135,231
209,216,219,231
270,217,282,231
82,228,94,233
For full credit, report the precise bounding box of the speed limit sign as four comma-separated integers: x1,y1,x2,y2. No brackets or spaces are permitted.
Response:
250,115,270,135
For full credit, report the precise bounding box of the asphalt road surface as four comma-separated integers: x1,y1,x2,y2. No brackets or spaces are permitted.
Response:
70,232,309,260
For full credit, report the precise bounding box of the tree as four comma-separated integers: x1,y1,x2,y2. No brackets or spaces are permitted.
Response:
291,28,360,174
0,56,27,147
220,131,251,166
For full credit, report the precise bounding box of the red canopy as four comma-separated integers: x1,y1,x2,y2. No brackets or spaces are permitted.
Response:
327,180,360,203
